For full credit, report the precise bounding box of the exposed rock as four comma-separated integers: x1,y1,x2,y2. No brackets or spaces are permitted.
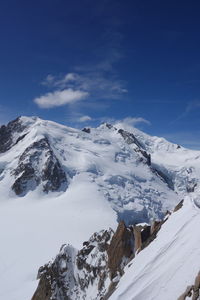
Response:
31,219,167,300
82,127,91,134
174,200,184,212
0,117,26,153
152,167,174,190
32,244,77,300
133,225,142,253
12,137,67,195
118,128,143,148
107,221,134,280
187,182,197,193
105,123,114,130
31,201,185,300
177,271,200,300
32,222,137,300
118,129,151,165
133,224,151,253
141,220,164,251
133,217,170,254
32,229,115,300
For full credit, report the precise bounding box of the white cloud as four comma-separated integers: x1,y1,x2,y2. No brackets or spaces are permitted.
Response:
34,89,89,109
78,115,92,122
41,74,55,86
118,117,151,126
41,70,127,101
113,117,151,131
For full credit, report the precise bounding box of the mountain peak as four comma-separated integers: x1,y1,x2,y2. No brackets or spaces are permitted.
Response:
0,116,200,300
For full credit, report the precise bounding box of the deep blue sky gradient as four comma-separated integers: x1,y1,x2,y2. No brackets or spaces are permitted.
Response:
0,0,200,148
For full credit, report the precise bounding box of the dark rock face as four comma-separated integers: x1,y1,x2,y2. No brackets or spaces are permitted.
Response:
12,138,67,195
31,206,180,300
118,129,151,166
82,127,91,133
76,229,113,296
12,164,38,195
133,223,158,253
32,229,114,300
0,117,26,153
173,200,184,212
178,271,200,300
31,220,165,300
107,221,134,280
186,182,197,193
32,244,77,300
118,129,143,148
152,167,174,190
31,223,136,300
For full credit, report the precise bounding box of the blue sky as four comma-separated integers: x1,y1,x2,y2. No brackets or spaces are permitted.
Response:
0,0,200,149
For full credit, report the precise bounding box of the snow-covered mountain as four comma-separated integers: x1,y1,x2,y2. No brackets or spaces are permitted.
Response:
0,116,180,221
0,116,199,300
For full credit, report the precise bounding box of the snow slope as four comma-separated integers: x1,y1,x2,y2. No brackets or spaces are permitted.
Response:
128,125,200,196
0,117,179,223
110,195,200,300
0,116,199,300
0,176,117,300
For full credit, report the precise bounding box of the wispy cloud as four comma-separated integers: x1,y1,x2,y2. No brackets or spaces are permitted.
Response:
35,15,127,111
173,100,200,123
163,130,200,150
36,56,127,110
34,89,89,108
115,117,151,127
41,69,127,101
99,116,151,130
77,115,92,123
184,100,200,113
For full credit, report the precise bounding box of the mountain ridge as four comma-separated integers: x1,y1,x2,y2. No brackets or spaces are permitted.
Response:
0,116,200,300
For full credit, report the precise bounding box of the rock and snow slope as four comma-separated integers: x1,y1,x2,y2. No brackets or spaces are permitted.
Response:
0,116,179,222
110,195,200,300
0,116,199,300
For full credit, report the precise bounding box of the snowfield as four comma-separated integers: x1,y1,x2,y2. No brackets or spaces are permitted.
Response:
0,179,117,300
0,116,199,300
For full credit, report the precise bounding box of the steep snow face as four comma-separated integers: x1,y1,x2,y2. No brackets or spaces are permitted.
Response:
110,196,200,300
118,125,200,196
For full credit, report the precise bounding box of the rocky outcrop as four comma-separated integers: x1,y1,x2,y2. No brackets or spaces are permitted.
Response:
32,220,166,300
118,129,151,166
31,222,137,300
82,127,91,133
174,200,184,212
0,117,27,153
31,204,183,300
177,271,200,300
107,221,134,280
12,137,67,195
32,244,77,300
32,229,114,300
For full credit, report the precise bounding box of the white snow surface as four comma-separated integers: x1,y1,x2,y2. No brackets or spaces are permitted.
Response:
0,116,199,300
127,125,200,196
110,195,200,300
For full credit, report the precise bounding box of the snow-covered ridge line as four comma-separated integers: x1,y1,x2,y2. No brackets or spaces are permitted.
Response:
0,116,180,222
31,198,188,300
31,209,172,300
110,195,200,300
